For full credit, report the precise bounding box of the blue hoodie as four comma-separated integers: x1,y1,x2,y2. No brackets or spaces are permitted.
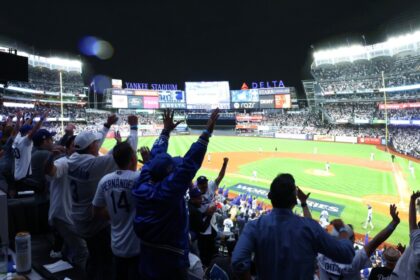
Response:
132,130,208,278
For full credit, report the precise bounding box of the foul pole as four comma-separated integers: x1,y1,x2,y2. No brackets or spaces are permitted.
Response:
381,71,388,151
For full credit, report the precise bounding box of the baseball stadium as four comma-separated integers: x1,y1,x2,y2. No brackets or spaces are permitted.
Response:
101,133,419,245
1,2,420,279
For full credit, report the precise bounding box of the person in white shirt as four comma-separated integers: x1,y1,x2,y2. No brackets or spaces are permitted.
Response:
12,113,46,184
223,218,234,234
320,210,330,229
325,162,330,173
363,205,374,230
196,157,229,266
93,141,141,280
68,114,138,280
317,205,400,280
370,153,375,161
45,135,88,270
390,191,420,280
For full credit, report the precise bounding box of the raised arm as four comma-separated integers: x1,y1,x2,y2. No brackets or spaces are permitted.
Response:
297,187,312,219
410,191,420,233
165,109,219,195
99,114,118,148
214,157,229,187
364,204,400,256
11,111,23,137
126,115,139,152
27,111,48,140
150,109,183,158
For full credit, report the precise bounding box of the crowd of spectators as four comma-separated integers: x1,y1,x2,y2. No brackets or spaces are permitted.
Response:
312,55,420,93
1,108,419,279
6,65,84,94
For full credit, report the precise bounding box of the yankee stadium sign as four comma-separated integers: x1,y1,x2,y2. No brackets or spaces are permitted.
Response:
125,82,178,90
229,183,344,215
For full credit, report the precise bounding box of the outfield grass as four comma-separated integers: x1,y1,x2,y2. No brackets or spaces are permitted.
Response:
102,135,419,245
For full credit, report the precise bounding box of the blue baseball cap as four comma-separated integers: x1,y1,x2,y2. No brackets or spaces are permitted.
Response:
33,129,56,146
19,124,33,135
148,153,182,181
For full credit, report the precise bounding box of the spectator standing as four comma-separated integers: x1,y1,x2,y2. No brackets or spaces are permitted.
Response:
45,136,88,270
31,129,61,193
390,191,420,279
68,114,137,280
12,112,47,183
132,109,219,279
92,140,141,280
317,204,400,280
188,187,216,245
232,173,355,279
368,247,401,280
196,157,229,266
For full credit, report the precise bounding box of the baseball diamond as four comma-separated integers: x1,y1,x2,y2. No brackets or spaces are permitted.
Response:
101,135,419,245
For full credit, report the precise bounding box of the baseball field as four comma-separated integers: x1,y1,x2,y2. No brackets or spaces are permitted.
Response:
102,135,420,245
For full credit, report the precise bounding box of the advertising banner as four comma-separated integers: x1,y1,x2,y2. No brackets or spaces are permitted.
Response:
236,124,258,130
258,87,290,95
335,136,357,143
275,133,307,140
412,120,420,126
229,183,344,215
372,119,386,124
379,102,420,110
354,119,370,124
274,94,291,109
158,90,186,109
358,137,381,145
231,102,259,109
143,96,159,109
259,95,275,109
389,120,410,125
236,115,263,122
127,96,143,109
134,90,159,97
112,95,128,108
314,135,335,142
231,89,259,102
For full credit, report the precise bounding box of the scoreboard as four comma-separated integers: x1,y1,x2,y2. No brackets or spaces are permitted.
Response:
110,86,292,110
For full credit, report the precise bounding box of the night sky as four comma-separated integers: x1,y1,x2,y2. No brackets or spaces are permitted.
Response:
1,0,420,98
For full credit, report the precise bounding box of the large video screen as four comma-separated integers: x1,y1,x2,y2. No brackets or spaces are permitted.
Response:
112,95,128,108
185,82,230,109
274,94,291,109
231,89,259,102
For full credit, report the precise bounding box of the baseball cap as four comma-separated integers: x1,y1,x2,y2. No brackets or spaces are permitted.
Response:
19,124,33,135
383,247,401,264
33,129,56,146
189,188,202,198
148,153,183,181
197,176,208,185
331,224,354,240
74,131,102,151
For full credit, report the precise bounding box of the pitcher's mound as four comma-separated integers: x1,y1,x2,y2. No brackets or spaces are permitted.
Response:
305,169,335,177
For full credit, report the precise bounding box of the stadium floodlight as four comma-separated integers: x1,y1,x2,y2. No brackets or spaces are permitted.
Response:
385,30,420,49
313,45,364,61
49,57,82,68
